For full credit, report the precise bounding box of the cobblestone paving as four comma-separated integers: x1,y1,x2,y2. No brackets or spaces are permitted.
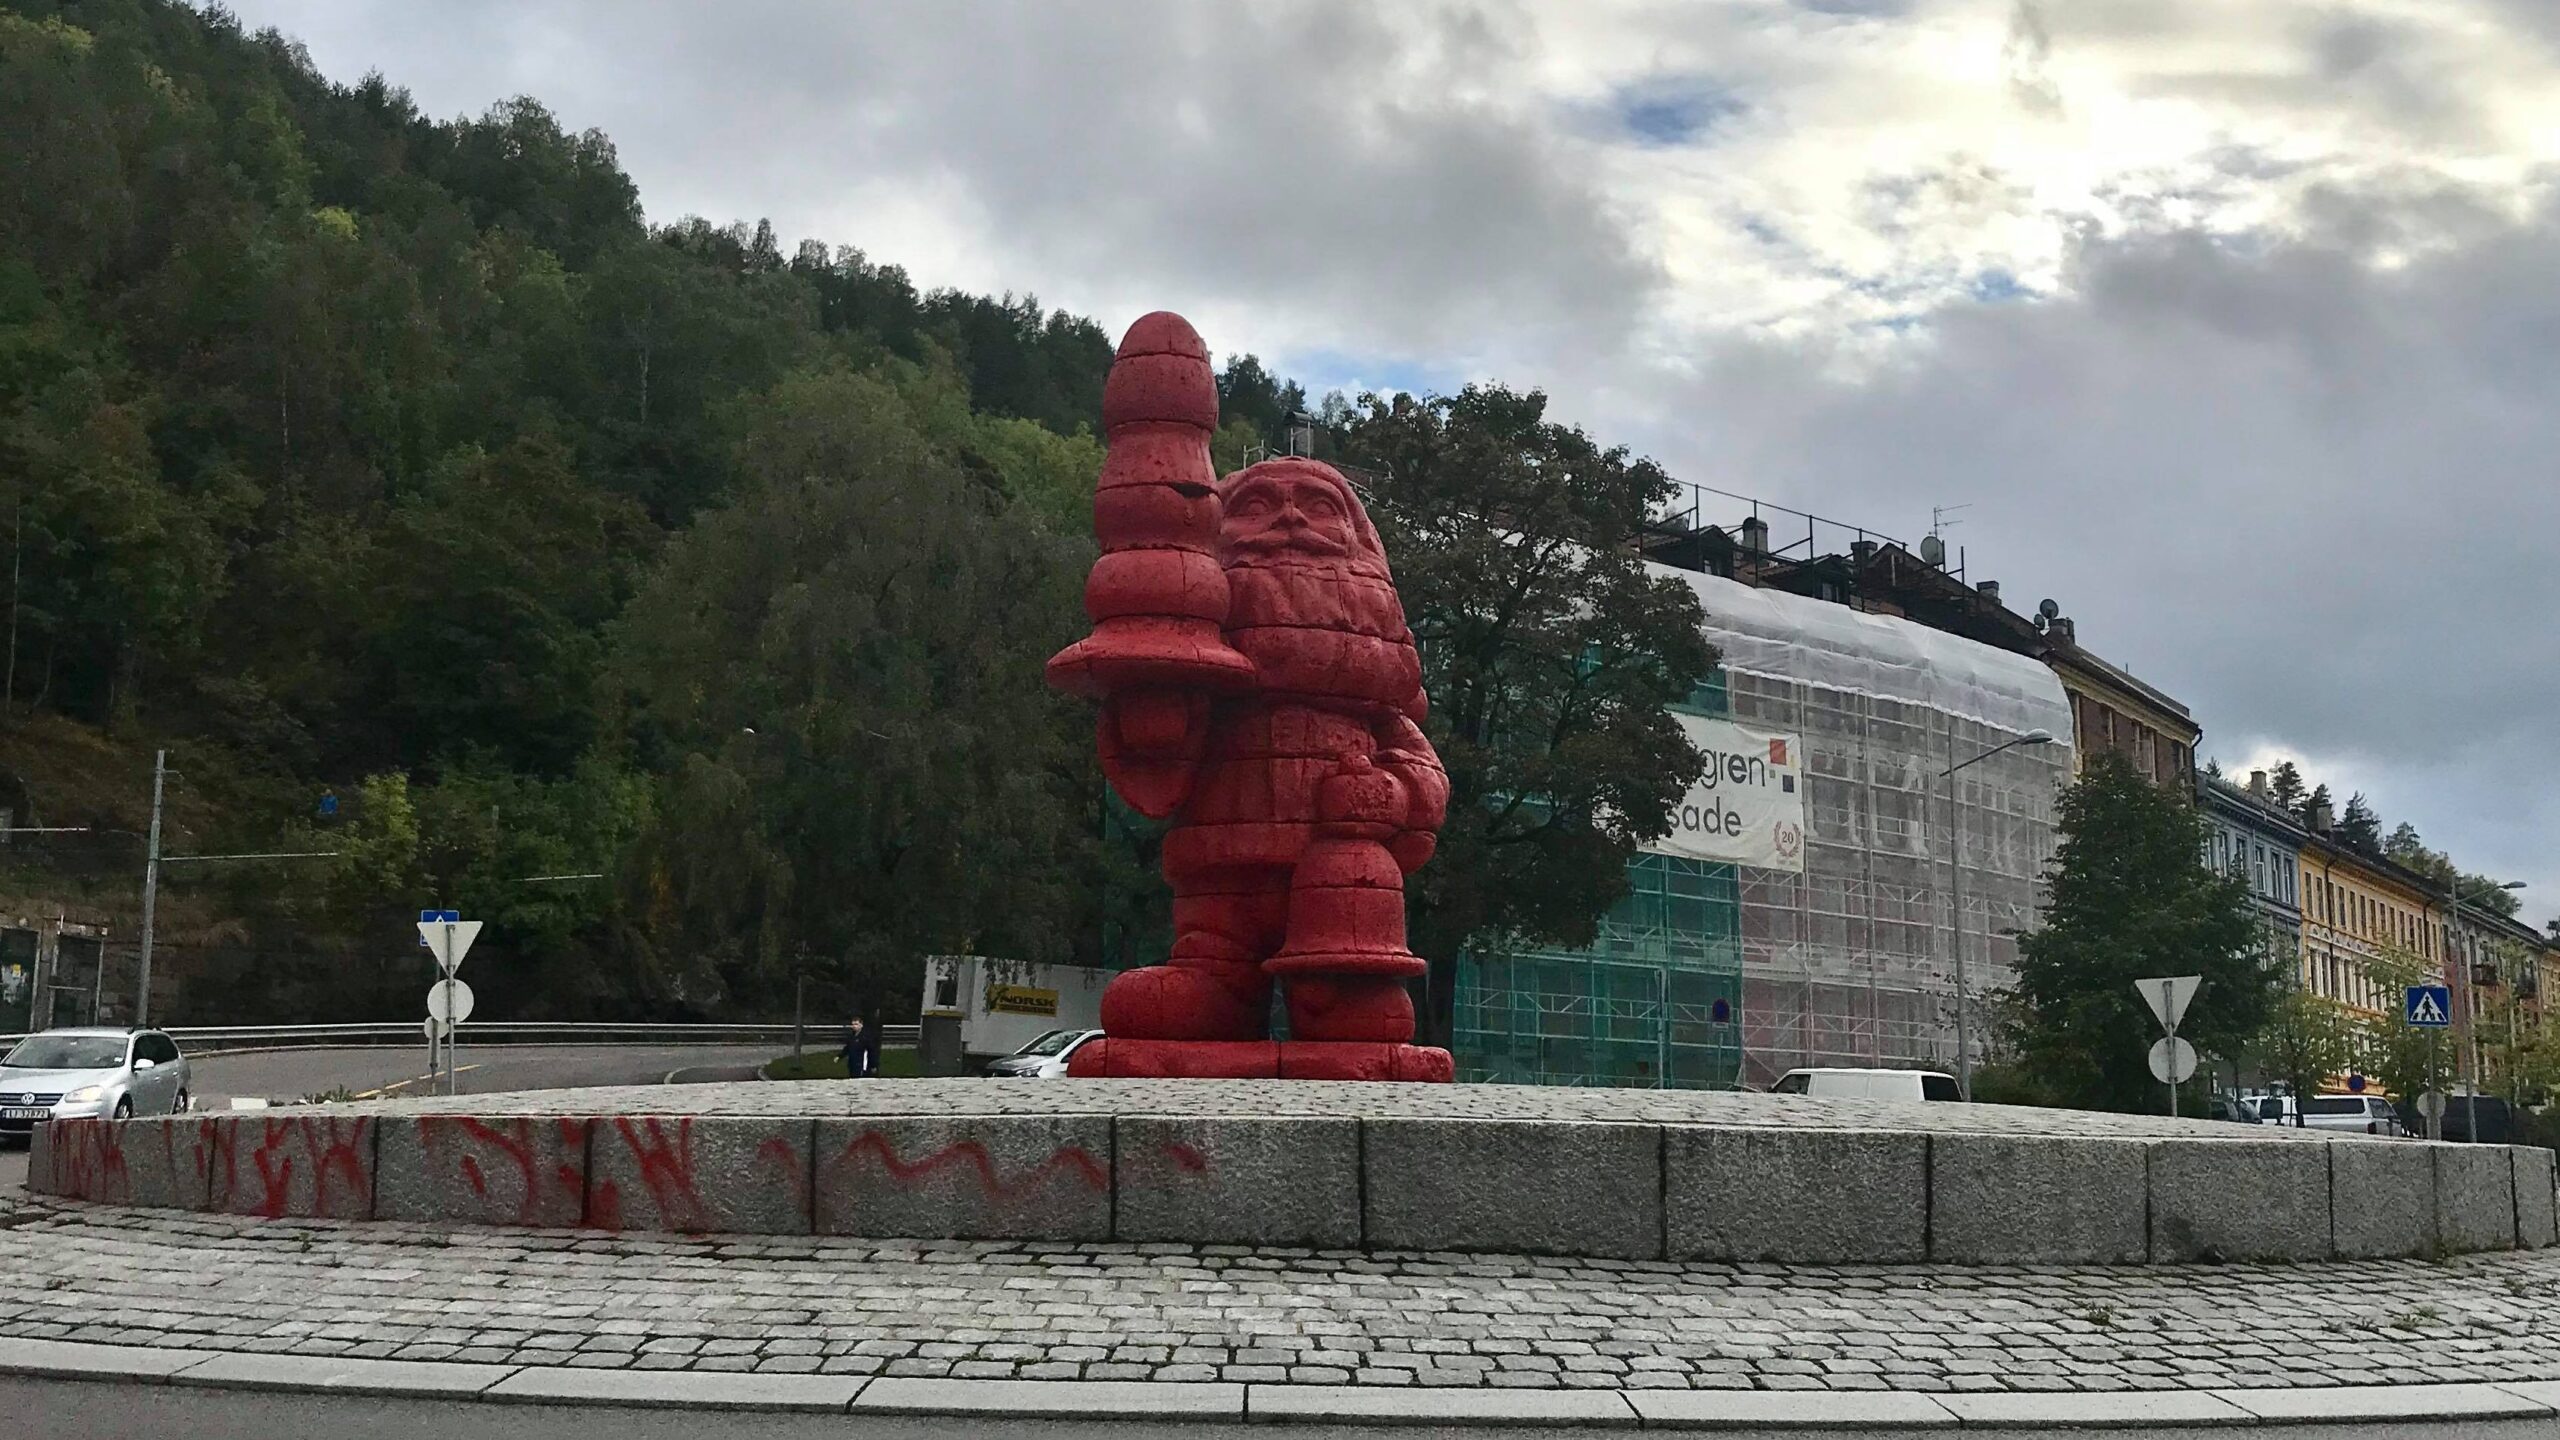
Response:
348,1078,2346,1143
3,1196,2552,1391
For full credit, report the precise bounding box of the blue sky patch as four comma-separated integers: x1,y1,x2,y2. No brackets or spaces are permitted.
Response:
1613,77,1747,148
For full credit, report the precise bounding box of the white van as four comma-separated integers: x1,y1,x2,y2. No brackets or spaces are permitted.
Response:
2255,1093,2406,1136
1769,1067,1963,1102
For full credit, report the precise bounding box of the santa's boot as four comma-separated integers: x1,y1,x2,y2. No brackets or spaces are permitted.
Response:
1097,913,1272,1042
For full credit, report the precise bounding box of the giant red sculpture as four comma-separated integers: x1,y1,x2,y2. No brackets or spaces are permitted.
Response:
1047,312,1454,1082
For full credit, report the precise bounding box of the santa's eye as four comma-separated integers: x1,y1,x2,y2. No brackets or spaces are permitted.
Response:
1303,495,1340,519
1235,494,1275,517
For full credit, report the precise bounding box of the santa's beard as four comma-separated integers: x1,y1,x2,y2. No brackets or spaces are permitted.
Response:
1224,552,1407,638
1223,552,1419,709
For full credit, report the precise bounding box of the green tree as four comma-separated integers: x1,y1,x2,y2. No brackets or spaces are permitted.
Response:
2007,752,2284,1112
606,367,1096,1013
2253,987,2357,1127
2339,791,2382,853
2266,761,2306,813
2298,781,2332,827
1337,386,1716,1043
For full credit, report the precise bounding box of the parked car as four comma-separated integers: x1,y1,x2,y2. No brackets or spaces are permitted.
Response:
982,1028,1103,1078
0,1027,190,1142
2401,1093,2512,1144
2253,1093,2406,1136
1768,1067,1963,1101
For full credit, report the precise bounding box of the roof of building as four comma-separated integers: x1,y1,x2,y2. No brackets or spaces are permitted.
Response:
2297,828,2461,904
2199,774,2310,840
1652,562,2075,742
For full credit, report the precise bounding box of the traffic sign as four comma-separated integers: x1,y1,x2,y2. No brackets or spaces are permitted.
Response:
2415,1090,2447,1122
2346,1073,2367,1094
2405,985,2452,1028
426,977,475,1024
2147,1036,2198,1085
423,1016,451,1041
416,918,482,975
417,907,459,948
2135,975,2203,1032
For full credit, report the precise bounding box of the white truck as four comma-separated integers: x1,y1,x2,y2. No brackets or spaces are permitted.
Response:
918,956,1109,1062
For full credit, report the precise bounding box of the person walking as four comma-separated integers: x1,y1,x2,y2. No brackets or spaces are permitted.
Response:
840,1014,876,1078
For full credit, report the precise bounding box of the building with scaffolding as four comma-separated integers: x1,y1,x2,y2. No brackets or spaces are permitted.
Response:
1453,506,2077,1089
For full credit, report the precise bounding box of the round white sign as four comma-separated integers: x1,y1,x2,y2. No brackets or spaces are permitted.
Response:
2146,1035,2197,1085
423,1016,452,1040
426,978,475,1024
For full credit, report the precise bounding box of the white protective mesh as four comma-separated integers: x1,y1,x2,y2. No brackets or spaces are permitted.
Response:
1655,564,2078,1085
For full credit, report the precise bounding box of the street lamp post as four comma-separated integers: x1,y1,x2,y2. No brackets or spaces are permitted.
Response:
1941,727,2056,1101
2447,877,2527,1142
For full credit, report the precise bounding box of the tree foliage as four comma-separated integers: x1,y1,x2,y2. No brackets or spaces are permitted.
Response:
2265,761,2306,814
2007,753,2285,1112
0,1,1720,1025
1338,386,1716,1041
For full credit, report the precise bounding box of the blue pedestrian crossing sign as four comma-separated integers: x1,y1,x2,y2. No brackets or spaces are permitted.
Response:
2405,985,2452,1028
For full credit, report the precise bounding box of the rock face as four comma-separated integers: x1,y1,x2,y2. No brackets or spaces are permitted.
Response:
1045,310,1451,1082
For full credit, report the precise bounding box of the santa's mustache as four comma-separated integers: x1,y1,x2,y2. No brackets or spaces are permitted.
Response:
1227,527,1351,556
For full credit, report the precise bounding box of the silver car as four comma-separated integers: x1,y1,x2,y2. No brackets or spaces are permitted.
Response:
0,1027,191,1141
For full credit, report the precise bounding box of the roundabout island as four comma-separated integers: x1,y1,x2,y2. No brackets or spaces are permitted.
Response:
31,1078,2556,1268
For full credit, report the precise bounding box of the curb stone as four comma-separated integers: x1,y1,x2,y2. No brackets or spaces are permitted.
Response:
0,1339,2554,1428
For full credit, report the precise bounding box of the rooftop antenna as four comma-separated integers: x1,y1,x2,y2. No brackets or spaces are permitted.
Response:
1919,503,1968,568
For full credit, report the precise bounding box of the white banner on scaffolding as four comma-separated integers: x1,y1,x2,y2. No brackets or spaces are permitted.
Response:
1649,714,1808,873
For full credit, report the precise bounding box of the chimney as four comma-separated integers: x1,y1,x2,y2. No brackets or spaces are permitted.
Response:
2247,769,2268,798
1976,580,2001,604
1851,539,1878,565
1739,515,1770,553
2046,616,2075,645
2308,798,2334,834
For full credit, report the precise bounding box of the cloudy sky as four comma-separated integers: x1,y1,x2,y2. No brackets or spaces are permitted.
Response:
229,0,2560,925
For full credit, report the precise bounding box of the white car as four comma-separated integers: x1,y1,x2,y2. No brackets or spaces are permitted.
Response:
0,1027,191,1142
982,1028,1102,1078
1768,1067,1963,1101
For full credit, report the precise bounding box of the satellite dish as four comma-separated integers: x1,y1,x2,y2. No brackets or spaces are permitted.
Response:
2037,598,2060,620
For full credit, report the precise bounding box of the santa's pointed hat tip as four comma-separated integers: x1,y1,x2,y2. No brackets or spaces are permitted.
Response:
1119,310,1209,361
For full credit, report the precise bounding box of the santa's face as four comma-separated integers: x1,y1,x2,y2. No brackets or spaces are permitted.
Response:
1223,470,1355,559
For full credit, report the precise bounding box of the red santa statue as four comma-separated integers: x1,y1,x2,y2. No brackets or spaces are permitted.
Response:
1046,312,1454,1081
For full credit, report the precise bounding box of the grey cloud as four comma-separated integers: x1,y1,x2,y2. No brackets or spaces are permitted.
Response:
228,0,2559,921
239,0,1664,377
1643,190,2560,919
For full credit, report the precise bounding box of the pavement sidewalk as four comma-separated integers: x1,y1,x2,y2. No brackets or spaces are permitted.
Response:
4,1196,2558,1428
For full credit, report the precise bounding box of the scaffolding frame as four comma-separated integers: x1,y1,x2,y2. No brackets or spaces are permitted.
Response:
1726,671,2066,1086
1453,566,2074,1092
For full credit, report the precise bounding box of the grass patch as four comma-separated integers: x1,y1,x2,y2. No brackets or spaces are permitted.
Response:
763,1047,919,1081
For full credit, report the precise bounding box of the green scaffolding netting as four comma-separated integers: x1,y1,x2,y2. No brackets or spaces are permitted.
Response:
1454,851,1746,1089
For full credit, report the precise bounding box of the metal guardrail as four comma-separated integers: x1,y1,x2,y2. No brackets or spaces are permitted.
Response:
0,1021,921,1053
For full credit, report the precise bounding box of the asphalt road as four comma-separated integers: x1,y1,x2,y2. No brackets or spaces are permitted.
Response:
0,1376,2539,1440
0,1042,779,1191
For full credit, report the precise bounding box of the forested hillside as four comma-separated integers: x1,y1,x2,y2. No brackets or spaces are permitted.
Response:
0,0,1707,1028
0,0,1275,1018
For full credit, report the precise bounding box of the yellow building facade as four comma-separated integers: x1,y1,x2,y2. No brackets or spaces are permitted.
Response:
2297,833,2442,1019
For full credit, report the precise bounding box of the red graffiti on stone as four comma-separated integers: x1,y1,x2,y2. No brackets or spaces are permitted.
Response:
837,1131,1107,1197
423,1115,586,1227
757,1134,806,1196
222,1115,373,1219
605,1116,713,1232
1046,311,1453,1083
45,1118,126,1202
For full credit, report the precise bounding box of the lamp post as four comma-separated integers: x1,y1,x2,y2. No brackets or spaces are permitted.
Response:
1941,727,2056,1100
2448,877,2527,1141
